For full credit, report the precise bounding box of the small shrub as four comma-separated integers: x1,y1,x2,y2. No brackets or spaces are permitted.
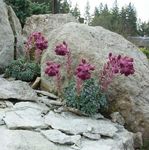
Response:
140,48,149,59
4,58,40,82
64,78,108,115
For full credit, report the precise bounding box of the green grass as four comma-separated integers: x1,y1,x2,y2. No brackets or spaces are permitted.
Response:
140,48,149,60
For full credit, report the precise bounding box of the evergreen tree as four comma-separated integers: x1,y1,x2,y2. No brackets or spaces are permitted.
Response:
31,2,50,14
94,7,99,17
70,3,80,19
84,0,91,24
138,21,149,36
99,3,103,14
91,4,113,30
126,3,137,35
59,0,70,13
91,1,138,36
111,0,121,32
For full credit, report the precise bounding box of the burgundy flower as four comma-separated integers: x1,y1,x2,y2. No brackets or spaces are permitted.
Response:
75,59,95,81
45,61,60,77
25,32,48,61
119,57,135,76
55,41,69,56
100,53,135,91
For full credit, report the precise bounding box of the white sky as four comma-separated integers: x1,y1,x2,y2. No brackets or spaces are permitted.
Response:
70,0,149,22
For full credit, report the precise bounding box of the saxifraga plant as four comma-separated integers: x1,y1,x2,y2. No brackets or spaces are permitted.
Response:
4,32,48,82
64,78,108,116
45,41,135,116
4,58,40,82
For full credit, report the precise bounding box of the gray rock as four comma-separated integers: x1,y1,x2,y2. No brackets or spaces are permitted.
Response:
0,0,23,70
92,113,104,119
83,132,101,140
7,5,24,57
41,22,149,139
0,78,38,101
0,126,72,150
4,102,47,129
0,125,134,150
41,129,81,145
133,132,143,149
0,0,14,69
80,137,134,150
45,111,118,137
23,13,77,38
0,110,5,125
35,90,58,99
110,112,125,125
14,101,48,111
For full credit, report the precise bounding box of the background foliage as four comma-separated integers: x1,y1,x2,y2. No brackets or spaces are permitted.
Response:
140,48,149,60
5,0,149,37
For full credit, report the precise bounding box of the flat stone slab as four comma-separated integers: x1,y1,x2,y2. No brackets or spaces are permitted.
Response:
3,102,47,129
0,126,134,150
82,132,101,140
0,126,71,150
0,78,38,101
45,111,118,137
41,129,81,145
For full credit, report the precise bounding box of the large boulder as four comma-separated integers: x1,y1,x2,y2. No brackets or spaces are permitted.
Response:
23,13,77,38
41,22,149,139
0,0,23,71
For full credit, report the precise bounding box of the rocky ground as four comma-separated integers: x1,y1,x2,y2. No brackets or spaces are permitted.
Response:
0,77,135,150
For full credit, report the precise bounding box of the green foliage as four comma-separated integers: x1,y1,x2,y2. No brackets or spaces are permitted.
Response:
59,0,70,13
141,139,149,150
4,58,40,82
31,2,50,14
91,2,137,36
138,21,149,36
5,0,32,26
70,3,80,19
64,78,108,116
5,0,73,26
140,48,149,59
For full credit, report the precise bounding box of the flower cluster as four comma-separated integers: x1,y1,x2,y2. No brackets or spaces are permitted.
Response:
75,59,95,81
119,56,135,76
100,53,135,91
55,41,69,56
25,32,48,62
45,61,60,77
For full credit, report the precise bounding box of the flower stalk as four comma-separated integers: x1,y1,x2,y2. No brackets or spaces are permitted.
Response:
54,41,72,81
45,61,62,96
75,59,95,96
